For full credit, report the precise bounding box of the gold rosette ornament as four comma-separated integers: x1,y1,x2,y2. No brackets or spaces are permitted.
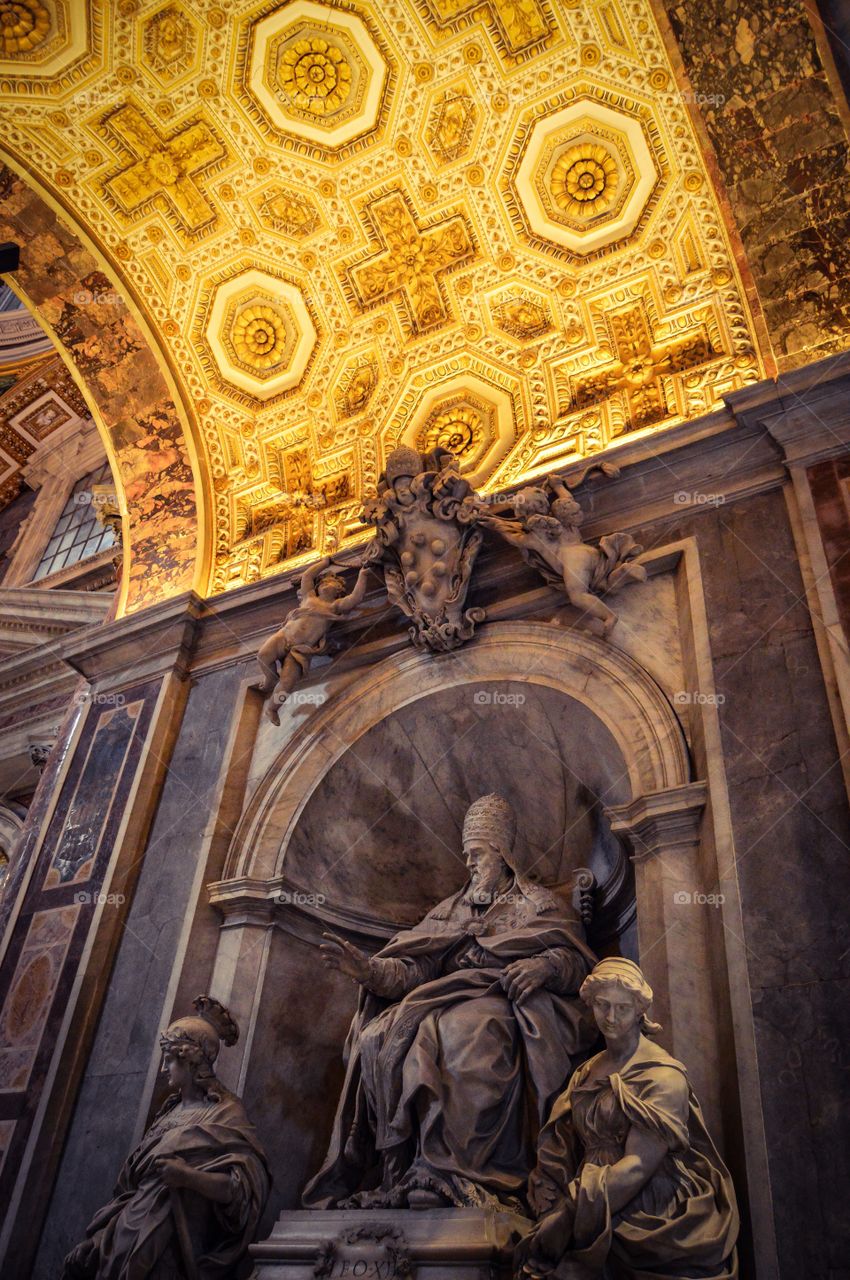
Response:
0,0,50,55
232,305,287,370
279,36,352,116
551,142,619,219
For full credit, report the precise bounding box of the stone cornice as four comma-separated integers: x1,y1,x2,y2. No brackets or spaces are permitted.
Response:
0,589,114,730
207,874,409,944
0,587,112,641
605,782,708,861
725,349,850,466
61,590,206,688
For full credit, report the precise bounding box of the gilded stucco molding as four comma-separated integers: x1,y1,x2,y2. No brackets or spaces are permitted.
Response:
0,0,769,600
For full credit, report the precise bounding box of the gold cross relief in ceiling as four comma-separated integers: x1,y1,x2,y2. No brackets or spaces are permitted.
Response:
419,0,551,58
344,190,476,336
569,301,720,431
101,104,229,237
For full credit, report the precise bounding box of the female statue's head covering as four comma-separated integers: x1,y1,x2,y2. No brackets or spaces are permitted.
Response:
462,793,517,853
160,995,239,1080
580,957,662,1035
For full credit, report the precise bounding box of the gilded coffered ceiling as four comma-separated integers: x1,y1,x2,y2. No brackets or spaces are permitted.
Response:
0,0,766,598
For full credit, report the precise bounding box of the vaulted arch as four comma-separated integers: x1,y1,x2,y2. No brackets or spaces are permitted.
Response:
0,160,207,613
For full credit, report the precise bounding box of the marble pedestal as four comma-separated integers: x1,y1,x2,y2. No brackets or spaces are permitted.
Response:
251,1209,531,1280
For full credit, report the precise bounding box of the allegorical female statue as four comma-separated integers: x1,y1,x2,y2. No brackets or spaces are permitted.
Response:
517,958,739,1280
63,996,269,1280
306,793,598,1211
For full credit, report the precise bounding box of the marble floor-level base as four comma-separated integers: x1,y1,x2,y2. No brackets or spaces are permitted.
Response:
252,1209,531,1280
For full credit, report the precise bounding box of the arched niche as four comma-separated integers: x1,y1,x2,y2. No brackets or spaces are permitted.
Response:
0,160,205,613
280,681,636,942
226,620,692,890
209,622,708,1219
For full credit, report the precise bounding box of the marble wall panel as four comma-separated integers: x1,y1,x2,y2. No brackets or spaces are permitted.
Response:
661,0,850,371
627,487,850,1278
42,701,143,888
0,905,79,1094
31,662,247,1280
0,683,157,1240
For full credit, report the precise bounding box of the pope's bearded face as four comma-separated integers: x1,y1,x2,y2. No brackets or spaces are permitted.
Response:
463,840,509,905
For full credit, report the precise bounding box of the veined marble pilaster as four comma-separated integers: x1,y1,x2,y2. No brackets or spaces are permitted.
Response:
0,595,204,1278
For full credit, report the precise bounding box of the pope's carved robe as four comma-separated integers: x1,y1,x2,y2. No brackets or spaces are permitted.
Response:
304,875,598,1209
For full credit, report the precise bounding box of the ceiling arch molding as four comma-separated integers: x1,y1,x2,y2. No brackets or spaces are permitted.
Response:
0,158,207,614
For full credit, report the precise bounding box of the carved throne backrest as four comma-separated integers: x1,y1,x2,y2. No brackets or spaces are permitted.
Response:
556,866,596,931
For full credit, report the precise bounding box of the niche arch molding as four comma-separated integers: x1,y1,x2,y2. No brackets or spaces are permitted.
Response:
225,620,693,887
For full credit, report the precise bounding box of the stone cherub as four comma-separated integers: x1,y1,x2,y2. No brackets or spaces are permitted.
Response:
304,794,598,1212
478,466,646,638
255,557,371,725
516,958,739,1280
62,995,269,1280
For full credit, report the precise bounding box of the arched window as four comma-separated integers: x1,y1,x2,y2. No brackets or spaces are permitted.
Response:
32,462,116,582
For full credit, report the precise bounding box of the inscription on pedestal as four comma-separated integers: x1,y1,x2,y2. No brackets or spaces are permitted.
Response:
315,1226,412,1280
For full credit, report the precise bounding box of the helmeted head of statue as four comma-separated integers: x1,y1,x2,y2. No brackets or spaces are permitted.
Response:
160,995,239,1091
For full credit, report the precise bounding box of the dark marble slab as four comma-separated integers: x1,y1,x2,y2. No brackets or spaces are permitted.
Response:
31,664,245,1279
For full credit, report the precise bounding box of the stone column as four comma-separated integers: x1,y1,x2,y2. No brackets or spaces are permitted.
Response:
605,782,726,1114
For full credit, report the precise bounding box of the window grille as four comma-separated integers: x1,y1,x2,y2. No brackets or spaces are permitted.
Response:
32,463,116,582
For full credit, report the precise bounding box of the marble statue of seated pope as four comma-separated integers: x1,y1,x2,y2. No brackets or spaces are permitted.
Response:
304,793,599,1211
